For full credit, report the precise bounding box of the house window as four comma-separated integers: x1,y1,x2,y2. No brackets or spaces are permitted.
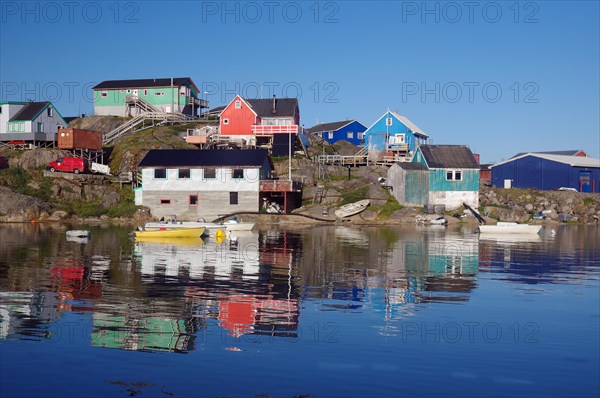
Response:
37,122,44,133
19,122,24,131
235,100,241,109
230,192,238,205
386,117,393,126
178,169,190,179
328,132,334,139
154,169,167,179
204,168,216,179
160,199,171,205
347,132,354,139
233,169,244,179
154,92,165,96
223,118,229,125
358,132,364,139
47,107,53,117
143,89,148,96
446,170,463,181
0,106,3,114
120,89,124,93
100,91,108,98
127,89,132,93
189,195,198,205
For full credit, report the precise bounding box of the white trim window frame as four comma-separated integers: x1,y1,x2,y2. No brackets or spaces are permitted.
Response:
445,169,463,181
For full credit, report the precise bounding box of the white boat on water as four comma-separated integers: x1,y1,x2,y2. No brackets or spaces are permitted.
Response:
335,199,370,218
478,222,542,235
143,217,254,234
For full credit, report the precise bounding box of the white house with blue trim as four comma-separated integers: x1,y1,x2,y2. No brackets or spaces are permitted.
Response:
0,101,66,144
364,111,429,161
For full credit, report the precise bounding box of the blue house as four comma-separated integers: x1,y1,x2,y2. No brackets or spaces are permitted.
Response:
364,111,429,161
388,145,480,210
491,152,600,192
307,120,367,146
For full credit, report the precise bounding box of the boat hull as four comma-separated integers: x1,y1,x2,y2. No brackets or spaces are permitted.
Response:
335,200,370,218
479,223,542,235
135,227,206,239
143,221,254,233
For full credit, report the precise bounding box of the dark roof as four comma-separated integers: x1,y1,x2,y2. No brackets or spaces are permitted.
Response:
396,162,427,170
93,77,197,90
10,102,50,121
206,106,225,115
511,150,586,158
419,145,480,169
246,98,298,118
63,116,79,124
138,149,270,168
307,120,354,134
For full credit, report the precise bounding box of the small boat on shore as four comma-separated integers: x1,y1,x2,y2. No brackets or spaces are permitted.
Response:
135,227,206,239
478,222,542,235
335,199,370,218
429,217,448,225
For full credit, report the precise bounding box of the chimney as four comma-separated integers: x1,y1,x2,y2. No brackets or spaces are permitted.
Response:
272,95,276,114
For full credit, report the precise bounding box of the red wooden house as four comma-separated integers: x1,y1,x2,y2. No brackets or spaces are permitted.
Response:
219,95,300,156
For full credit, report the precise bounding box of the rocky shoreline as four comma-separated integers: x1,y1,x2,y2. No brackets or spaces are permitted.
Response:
1,138,599,226
1,185,598,226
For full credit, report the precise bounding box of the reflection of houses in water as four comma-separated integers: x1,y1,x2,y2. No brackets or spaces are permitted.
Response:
0,254,111,339
0,291,60,339
91,311,198,353
50,257,107,312
218,294,299,338
133,231,301,341
134,234,260,281
309,228,480,325
479,226,600,284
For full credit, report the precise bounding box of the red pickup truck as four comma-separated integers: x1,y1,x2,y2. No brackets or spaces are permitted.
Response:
48,157,89,174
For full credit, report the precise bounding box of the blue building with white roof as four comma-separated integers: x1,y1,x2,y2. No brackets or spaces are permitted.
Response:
364,111,429,161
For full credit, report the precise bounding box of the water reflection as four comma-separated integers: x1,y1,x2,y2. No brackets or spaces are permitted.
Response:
1,223,598,351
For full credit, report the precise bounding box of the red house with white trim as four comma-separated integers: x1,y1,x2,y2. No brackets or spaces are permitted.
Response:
219,95,300,156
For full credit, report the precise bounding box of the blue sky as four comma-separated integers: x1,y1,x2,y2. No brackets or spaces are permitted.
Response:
1,1,598,162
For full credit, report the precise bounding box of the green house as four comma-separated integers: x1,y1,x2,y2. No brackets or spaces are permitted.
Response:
388,145,480,210
92,77,207,117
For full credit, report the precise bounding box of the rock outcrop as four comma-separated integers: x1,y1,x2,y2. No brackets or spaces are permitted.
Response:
0,187,52,222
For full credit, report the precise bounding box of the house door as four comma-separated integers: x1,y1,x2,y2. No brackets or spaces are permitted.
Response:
579,171,591,192
132,89,139,98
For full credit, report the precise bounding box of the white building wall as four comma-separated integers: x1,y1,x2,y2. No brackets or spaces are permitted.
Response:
141,167,260,192
0,103,26,134
428,191,479,211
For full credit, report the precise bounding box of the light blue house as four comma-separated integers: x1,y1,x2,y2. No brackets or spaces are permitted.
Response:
364,111,429,161
388,145,480,210
307,120,367,146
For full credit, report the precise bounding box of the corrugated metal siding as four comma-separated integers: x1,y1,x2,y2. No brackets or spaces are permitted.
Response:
491,155,600,191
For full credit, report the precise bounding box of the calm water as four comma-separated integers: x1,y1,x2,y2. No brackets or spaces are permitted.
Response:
0,223,598,398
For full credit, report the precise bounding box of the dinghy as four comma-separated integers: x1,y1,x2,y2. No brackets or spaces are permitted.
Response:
335,199,370,218
478,222,542,235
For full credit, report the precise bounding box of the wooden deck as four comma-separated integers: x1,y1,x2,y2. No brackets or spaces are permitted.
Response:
260,179,302,192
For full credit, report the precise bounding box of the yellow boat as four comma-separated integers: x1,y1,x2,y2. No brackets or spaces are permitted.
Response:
135,237,205,246
135,227,205,239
